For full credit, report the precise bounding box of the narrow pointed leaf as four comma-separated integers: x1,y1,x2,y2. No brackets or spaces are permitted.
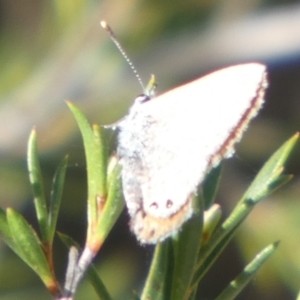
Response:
6,208,53,284
191,133,298,289
242,132,299,204
67,101,97,226
171,195,203,300
27,129,48,242
0,207,13,246
94,158,124,248
0,207,26,259
202,164,222,209
215,242,279,300
141,240,173,300
201,204,222,245
0,208,44,266
219,133,298,235
194,223,238,284
48,155,68,243
93,124,108,198
58,231,80,249
86,262,113,300
67,102,108,240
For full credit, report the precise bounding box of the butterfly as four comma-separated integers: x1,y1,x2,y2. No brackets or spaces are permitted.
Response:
116,63,267,244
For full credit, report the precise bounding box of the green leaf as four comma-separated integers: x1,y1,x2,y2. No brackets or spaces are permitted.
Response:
6,208,53,285
141,240,173,300
201,204,222,246
58,231,80,249
87,262,113,300
67,101,97,224
48,155,68,243
215,242,280,300
202,164,222,209
27,129,48,242
214,133,299,250
95,156,124,246
0,208,44,268
171,195,204,300
191,133,299,290
67,102,108,239
0,207,25,259
242,132,299,204
0,207,13,245
93,124,108,197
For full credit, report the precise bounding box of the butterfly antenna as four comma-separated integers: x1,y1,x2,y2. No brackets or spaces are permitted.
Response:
100,21,145,91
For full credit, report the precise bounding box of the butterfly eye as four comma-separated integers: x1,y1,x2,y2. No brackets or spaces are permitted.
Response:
135,94,151,104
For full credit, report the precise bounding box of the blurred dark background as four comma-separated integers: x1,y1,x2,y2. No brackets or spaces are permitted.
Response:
0,0,300,299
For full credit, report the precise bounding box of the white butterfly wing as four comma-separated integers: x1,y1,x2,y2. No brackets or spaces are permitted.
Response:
118,63,267,243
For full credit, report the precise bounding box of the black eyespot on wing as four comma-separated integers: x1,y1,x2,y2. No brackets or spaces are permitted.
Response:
166,199,173,208
150,202,158,209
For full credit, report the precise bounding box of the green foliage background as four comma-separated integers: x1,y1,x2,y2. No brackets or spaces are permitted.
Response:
0,0,300,299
